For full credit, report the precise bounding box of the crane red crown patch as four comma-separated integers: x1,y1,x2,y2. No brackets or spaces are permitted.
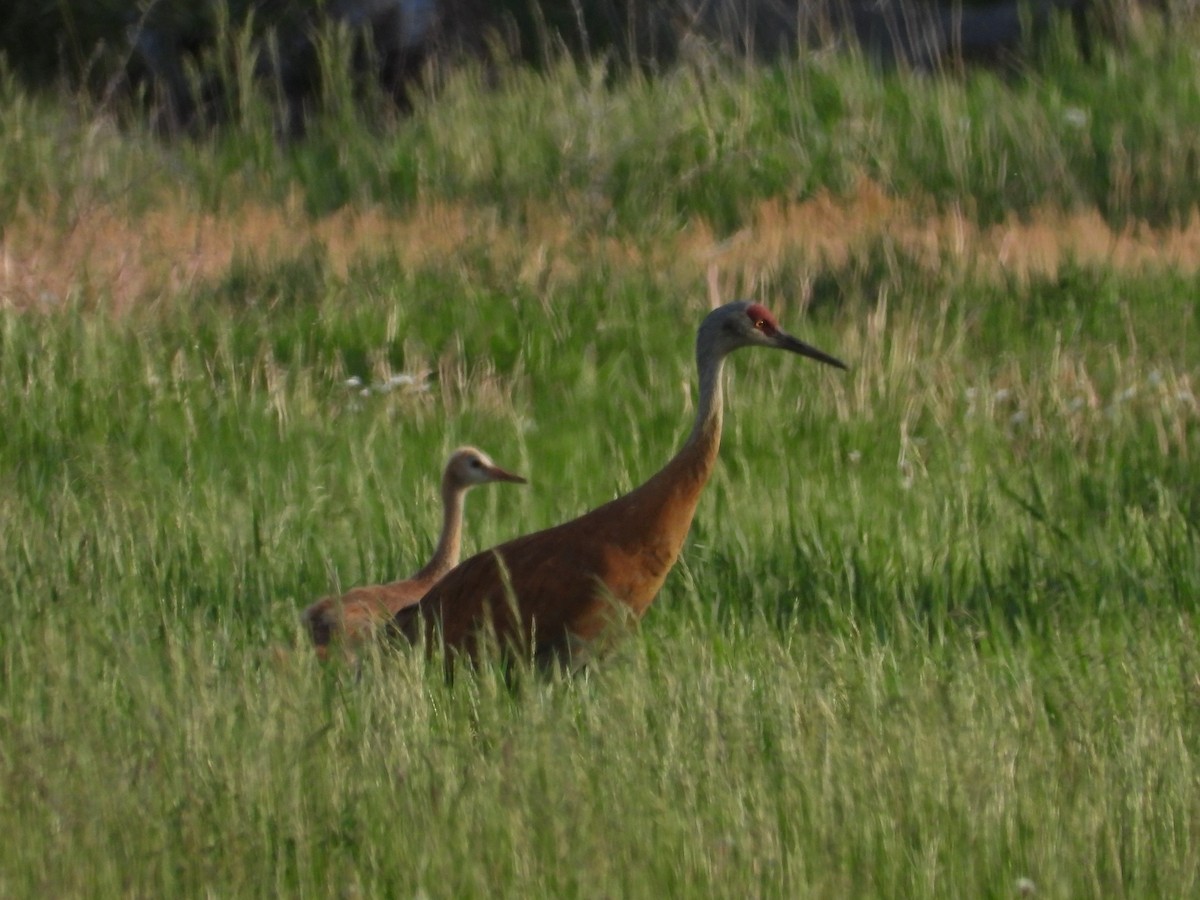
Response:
745,303,779,334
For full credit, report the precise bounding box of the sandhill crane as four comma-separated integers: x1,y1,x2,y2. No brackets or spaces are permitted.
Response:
395,300,846,667
303,446,525,661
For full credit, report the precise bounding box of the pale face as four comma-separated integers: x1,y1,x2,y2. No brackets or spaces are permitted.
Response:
447,447,527,487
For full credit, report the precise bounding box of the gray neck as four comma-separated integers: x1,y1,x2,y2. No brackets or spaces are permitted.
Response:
685,337,726,449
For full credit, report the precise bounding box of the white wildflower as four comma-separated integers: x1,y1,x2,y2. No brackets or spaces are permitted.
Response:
1063,106,1088,128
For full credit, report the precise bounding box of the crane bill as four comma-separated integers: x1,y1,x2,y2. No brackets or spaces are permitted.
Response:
486,465,527,484
776,332,848,370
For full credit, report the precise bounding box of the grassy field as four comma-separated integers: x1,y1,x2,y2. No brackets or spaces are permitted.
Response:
2,17,1200,897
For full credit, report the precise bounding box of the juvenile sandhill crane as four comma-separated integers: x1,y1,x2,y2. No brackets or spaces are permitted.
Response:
396,300,846,667
303,447,525,661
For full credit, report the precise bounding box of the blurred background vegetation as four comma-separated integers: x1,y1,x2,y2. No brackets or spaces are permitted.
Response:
0,0,1167,135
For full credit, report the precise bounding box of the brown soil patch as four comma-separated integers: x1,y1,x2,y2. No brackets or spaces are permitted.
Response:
5,180,1200,312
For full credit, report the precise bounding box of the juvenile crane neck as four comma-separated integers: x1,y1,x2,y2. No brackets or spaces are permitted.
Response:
413,476,466,581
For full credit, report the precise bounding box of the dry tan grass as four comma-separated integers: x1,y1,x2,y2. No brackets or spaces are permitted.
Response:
686,179,1200,282
5,180,1200,312
0,195,510,312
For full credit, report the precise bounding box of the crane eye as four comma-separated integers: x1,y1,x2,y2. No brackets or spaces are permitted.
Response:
470,458,482,468
754,319,768,330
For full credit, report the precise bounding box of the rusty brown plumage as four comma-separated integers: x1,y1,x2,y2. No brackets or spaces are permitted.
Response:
396,300,846,668
302,446,525,661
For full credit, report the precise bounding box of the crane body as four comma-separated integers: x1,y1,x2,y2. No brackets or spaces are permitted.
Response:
397,301,846,667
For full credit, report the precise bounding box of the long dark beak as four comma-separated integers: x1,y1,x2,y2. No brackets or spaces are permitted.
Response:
776,332,848,370
486,465,527,484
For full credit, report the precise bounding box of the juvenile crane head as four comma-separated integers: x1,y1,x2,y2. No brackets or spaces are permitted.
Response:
445,446,527,489
701,300,847,369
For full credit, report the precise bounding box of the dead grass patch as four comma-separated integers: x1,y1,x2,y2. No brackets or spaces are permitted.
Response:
686,179,1200,287
5,181,1200,312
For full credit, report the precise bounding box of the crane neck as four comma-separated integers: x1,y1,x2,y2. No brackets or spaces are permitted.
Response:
684,339,726,457
621,336,726,548
413,475,466,581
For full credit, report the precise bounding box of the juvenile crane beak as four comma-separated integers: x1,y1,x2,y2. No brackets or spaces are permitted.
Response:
774,331,848,370
486,465,527,484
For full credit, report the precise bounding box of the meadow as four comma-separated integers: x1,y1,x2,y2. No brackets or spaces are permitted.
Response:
1,14,1199,897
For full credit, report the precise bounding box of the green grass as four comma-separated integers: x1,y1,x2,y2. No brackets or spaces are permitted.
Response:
174,35,1200,228
3,21,1200,897
2,246,1198,896
6,14,1200,230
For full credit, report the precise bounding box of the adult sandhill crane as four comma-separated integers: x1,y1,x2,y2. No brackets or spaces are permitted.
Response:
395,300,846,667
303,447,525,661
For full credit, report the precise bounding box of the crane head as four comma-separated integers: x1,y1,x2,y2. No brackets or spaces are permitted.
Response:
704,300,847,370
446,447,528,487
